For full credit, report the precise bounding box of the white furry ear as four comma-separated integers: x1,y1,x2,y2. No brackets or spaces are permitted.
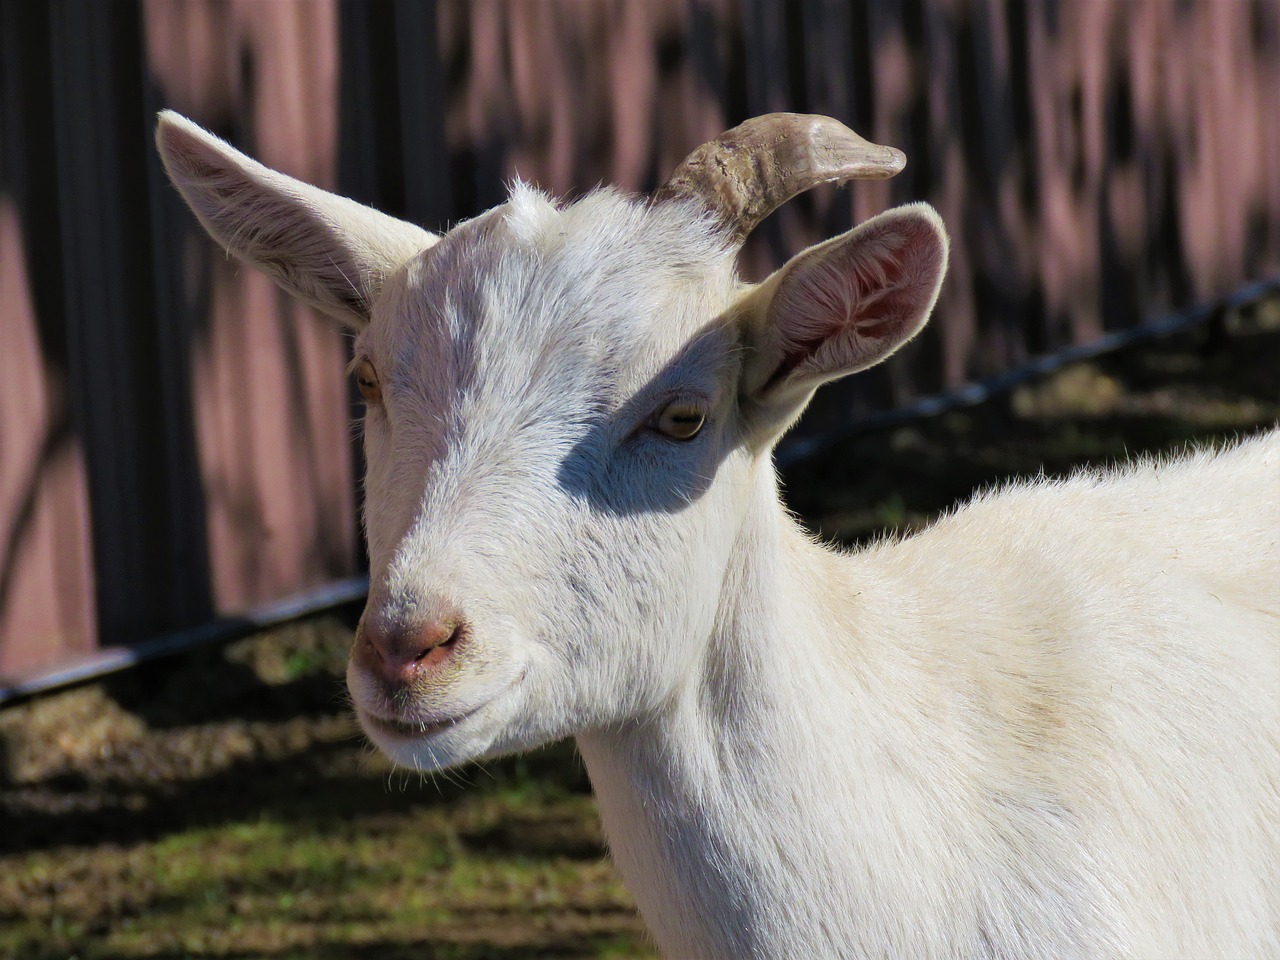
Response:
739,202,948,414
155,110,437,327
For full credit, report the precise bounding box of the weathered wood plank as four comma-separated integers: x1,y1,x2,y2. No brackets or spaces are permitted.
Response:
2,0,1278,677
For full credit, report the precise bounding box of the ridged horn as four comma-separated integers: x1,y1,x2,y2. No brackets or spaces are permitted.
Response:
652,113,906,244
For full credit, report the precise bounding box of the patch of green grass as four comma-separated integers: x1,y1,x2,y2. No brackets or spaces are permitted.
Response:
1,747,653,960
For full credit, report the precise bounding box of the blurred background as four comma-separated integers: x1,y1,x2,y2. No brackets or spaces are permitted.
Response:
4,0,1279,681
1,2,1279,957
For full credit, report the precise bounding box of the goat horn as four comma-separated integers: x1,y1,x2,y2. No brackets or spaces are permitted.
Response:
652,113,906,244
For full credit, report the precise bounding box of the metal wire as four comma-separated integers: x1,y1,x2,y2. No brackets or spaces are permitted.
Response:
777,275,1280,469
0,576,369,706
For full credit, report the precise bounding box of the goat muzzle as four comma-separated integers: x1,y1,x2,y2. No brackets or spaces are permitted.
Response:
355,613,467,688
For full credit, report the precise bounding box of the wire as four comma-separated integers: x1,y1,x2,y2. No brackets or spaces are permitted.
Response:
0,576,369,706
776,275,1280,469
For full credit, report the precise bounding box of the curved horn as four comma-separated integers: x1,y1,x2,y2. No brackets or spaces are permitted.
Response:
652,113,906,244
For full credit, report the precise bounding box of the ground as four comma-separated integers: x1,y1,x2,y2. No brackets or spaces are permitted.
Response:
2,298,1278,960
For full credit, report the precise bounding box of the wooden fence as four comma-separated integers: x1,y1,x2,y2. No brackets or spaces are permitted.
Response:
2,0,1278,680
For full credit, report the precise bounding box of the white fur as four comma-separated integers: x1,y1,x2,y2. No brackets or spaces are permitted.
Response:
156,111,1280,959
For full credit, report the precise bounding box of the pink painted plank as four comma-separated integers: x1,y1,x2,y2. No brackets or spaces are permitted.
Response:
143,0,356,615
0,197,98,678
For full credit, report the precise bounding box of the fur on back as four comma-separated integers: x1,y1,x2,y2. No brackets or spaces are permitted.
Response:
832,432,1280,956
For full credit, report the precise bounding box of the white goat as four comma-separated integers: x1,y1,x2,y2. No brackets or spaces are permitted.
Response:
156,110,1280,959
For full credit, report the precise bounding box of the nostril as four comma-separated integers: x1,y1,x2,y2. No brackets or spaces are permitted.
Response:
357,613,467,683
414,619,466,669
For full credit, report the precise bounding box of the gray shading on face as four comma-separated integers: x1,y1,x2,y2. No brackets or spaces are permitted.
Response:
358,186,744,548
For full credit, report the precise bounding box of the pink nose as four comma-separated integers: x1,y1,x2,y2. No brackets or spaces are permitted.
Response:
356,615,466,685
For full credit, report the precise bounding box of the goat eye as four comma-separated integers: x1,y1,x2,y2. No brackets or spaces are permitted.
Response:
354,359,382,404
654,402,706,441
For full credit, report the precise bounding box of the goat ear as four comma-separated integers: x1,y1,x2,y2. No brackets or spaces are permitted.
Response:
155,111,436,328
738,202,947,420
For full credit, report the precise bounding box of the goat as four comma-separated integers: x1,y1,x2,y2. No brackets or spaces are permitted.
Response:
156,110,1280,959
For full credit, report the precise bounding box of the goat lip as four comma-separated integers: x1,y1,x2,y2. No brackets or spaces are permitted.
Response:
357,671,526,743
362,707,478,741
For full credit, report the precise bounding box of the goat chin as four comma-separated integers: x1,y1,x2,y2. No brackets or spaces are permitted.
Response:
157,108,1280,960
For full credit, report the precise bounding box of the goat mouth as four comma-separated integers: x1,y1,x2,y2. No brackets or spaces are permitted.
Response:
357,671,526,743
362,707,478,741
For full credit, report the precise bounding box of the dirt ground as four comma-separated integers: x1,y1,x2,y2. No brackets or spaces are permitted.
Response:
2,298,1278,959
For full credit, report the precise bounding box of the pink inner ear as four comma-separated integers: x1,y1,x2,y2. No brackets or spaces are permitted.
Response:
765,213,944,390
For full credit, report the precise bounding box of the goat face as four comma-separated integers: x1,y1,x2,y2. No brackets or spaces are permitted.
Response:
155,112,947,770
346,186,754,767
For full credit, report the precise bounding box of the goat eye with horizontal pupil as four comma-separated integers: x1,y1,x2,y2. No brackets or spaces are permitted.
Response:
655,402,706,440
354,359,382,404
